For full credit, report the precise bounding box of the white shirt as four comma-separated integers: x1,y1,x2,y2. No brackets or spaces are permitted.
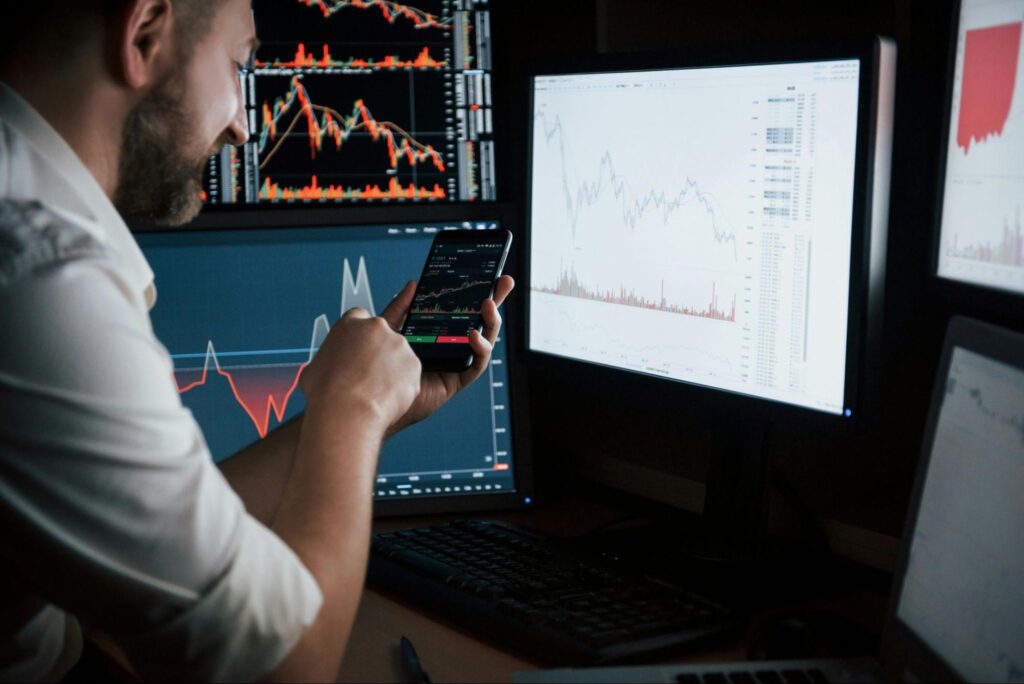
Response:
0,84,322,682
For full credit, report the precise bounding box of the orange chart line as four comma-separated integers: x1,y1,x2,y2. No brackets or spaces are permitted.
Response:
259,76,446,174
175,361,307,439
298,0,452,28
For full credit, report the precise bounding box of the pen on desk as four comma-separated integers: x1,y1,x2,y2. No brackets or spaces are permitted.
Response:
400,635,432,684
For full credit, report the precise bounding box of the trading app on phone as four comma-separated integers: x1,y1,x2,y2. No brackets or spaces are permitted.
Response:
403,239,506,344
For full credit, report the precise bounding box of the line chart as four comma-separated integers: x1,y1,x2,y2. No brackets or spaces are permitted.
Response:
534,111,740,259
174,317,328,438
259,76,446,172
171,257,375,438
296,0,453,28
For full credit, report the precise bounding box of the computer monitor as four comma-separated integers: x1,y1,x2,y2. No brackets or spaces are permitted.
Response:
204,0,496,205
935,0,1024,296
133,205,532,516
525,39,894,552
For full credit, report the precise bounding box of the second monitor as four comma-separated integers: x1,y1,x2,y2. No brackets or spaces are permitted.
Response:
527,39,894,423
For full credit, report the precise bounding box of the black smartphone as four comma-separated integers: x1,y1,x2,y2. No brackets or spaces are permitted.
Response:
401,229,513,372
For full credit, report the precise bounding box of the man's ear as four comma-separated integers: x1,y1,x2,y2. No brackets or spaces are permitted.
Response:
115,0,174,89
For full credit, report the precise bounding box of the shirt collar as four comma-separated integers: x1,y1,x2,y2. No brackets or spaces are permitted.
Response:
0,83,156,308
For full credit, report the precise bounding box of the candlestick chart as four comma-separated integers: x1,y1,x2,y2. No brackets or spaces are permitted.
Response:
138,222,515,497
203,0,494,205
938,0,1024,295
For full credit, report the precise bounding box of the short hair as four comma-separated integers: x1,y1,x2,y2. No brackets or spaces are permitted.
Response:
0,0,227,70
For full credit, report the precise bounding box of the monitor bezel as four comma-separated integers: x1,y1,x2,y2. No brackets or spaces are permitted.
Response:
880,315,1024,683
522,38,888,429
931,0,1024,301
131,203,535,518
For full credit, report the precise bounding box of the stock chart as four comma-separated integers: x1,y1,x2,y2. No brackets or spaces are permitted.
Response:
528,61,861,415
138,222,515,499
898,348,1024,683
938,0,1024,294
204,0,495,205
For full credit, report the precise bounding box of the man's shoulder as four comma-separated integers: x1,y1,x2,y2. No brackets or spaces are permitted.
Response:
0,199,109,290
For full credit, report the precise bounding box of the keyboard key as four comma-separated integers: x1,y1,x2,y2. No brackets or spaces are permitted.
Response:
727,673,756,684
754,672,783,684
781,671,811,684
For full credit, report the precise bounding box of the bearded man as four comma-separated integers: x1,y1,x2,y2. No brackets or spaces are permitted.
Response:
0,1,512,680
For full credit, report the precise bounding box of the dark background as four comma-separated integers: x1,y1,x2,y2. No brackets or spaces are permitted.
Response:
486,0,1024,547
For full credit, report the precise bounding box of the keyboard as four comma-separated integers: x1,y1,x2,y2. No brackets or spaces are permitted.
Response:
368,520,739,665
513,657,883,683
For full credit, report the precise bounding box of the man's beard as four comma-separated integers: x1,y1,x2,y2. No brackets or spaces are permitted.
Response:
113,76,212,226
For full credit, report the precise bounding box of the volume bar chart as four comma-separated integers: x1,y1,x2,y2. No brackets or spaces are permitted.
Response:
255,44,448,70
534,265,737,322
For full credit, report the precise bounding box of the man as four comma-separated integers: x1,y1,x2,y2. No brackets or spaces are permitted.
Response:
0,0,513,680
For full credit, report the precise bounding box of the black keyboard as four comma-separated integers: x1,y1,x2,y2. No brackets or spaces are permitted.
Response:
368,520,739,665
674,668,830,684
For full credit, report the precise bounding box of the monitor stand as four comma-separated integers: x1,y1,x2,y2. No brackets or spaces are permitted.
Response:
582,418,777,600
698,418,770,562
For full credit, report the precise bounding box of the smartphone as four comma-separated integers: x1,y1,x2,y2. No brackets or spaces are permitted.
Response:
401,229,513,372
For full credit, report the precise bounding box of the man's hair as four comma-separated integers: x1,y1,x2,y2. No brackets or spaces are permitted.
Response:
0,0,225,69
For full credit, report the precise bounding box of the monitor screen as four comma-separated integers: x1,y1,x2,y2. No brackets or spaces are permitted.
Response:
528,59,861,415
936,0,1024,295
204,0,495,205
896,346,1024,682
137,219,516,502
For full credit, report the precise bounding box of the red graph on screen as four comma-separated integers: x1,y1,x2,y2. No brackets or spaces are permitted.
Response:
259,76,446,173
259,175,446,201
174,316,328,438
255,44,447,70
173,257,377,438
957,22,1023,153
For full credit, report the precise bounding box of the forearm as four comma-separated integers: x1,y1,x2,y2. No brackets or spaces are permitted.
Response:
217,416,302,526
264,402,386,683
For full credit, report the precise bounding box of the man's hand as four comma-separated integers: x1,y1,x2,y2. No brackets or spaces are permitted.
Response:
379,275,515,437
299,306,422,433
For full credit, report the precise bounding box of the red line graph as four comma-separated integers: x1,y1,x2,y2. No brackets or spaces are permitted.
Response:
174,317,329,438
255,44,447,70
297,0,452,28
957,22,1023,153
259,76,446,173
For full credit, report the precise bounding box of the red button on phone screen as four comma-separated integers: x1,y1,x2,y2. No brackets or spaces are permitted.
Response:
436,336,470,344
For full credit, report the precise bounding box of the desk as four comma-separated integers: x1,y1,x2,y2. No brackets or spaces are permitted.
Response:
338,496,888,683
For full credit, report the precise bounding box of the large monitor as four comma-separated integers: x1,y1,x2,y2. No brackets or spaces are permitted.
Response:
527,40,894,423
204,0,496,205
134,205,531,516
935,0,1024,296
525,40,894,554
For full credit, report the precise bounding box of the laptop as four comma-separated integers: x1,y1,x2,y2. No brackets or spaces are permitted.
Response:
515,316,1024,684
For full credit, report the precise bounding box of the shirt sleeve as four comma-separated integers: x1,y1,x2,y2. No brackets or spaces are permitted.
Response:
0,213,323,682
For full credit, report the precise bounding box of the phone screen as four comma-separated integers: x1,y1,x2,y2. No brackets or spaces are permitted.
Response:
403,235,508,347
